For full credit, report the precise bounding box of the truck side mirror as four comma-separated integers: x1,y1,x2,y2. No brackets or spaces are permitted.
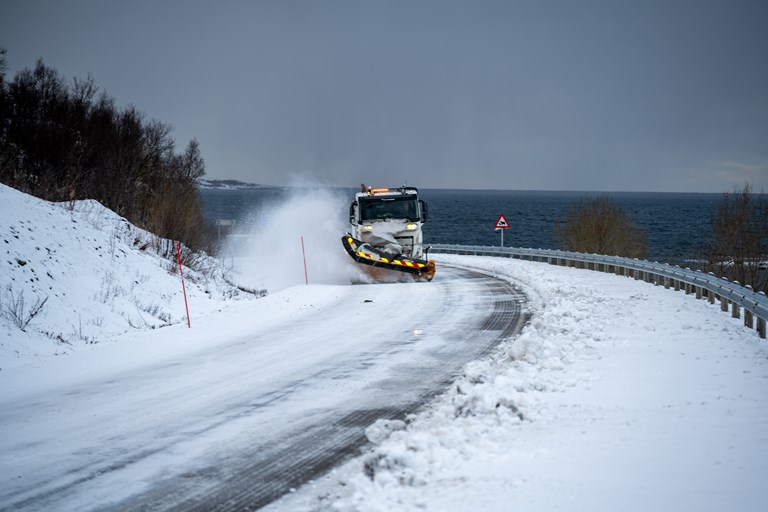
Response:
349,202,357,224
420,200,428,222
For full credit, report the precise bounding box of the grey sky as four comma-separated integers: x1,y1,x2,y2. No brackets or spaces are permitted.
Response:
2,0,767,192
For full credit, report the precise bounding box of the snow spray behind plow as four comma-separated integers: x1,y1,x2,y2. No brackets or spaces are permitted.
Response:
223,187,368,292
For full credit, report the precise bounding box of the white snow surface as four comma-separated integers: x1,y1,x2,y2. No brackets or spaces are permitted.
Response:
0,184,250,369
2,184,768,511
272,261,768,511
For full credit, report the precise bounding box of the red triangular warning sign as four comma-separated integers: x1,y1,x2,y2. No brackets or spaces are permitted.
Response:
494,213,510,229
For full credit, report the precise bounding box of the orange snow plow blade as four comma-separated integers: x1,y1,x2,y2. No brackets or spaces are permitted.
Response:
342,234,436,281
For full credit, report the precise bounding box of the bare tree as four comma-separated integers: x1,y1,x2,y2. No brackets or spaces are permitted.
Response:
559,196,647,258
706,183,768,293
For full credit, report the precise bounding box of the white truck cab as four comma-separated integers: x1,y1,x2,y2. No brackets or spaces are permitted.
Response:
348,185,429,259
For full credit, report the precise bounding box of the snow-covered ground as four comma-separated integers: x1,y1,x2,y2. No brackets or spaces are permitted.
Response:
2,184,767,511
275,254,768,511
0,184,254,369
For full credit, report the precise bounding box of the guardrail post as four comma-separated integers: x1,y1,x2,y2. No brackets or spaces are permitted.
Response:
720,295,728,312
758,317,767,339
745,309,754,329
732,301,741,319
695,286,702,299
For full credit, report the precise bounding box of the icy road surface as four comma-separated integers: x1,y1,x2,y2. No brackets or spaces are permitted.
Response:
0,266,527,512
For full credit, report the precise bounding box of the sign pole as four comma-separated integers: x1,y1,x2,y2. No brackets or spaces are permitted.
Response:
494,213,510,249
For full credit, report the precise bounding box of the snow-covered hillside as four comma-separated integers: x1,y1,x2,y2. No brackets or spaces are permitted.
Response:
0,184,252,369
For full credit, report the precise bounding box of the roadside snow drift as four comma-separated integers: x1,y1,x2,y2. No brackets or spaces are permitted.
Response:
0,184,249,369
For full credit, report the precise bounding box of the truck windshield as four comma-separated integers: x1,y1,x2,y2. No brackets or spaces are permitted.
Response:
360,196,419,222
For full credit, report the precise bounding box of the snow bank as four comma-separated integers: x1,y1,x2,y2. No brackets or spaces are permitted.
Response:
276,255,768,512
0,184,251,369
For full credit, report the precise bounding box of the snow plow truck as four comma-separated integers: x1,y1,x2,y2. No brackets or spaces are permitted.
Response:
342,184,436,281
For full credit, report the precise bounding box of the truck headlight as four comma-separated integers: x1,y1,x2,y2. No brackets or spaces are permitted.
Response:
405,223,418,231
362,224,374,232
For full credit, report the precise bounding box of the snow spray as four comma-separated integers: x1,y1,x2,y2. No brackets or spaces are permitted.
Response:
223,183,368,292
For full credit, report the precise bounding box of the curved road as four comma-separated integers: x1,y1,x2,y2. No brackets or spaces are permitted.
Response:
0,266,527,512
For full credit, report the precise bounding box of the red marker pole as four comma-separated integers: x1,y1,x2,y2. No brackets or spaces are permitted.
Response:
301,236,309,285
175,241,191,328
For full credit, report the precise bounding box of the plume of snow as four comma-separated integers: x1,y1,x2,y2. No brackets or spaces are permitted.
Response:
224,181,367,292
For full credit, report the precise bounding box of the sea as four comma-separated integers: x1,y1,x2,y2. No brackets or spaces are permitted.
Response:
199,188,723,266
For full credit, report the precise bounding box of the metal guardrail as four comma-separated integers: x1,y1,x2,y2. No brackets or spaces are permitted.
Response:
431,244,768,339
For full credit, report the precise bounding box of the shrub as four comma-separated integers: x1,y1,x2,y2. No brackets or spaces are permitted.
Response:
706,183,768,293
0,285,48,331
558,196,647,258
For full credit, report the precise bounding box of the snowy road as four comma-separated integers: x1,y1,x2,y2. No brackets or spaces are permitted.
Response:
0,266,527,512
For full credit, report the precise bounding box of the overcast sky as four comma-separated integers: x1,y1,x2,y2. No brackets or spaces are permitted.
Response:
2,0,767,192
